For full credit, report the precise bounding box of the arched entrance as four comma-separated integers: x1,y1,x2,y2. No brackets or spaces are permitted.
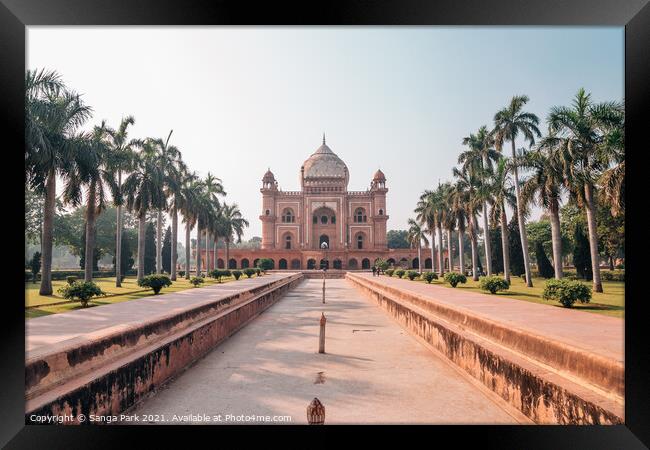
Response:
279,259,288,269
319,234,329,249
307,259,316,270
348,258,358,269
362,258,370,269
333,259,342,270
291,259,301,269
320,259,329,270
241,258,250,268
228,258,237,269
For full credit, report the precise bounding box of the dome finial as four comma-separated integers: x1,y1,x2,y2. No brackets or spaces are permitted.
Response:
322,133,326,145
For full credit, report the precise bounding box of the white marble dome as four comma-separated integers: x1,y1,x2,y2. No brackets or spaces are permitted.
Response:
301,137,348,182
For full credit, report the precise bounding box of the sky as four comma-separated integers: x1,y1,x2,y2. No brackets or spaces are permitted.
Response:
27,26,624,241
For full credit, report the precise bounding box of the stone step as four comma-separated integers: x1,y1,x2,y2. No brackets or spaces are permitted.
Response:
346,272,623,425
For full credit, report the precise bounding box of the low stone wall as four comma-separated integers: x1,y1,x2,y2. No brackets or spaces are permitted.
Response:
26,273,303,424
346,273,623,425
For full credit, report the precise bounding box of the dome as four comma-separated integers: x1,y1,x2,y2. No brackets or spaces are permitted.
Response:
262,168,275,183
373,169,386,181
301,135,348,181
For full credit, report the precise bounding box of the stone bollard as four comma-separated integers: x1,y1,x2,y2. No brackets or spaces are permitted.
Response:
307,397,325,425
319,313,326,354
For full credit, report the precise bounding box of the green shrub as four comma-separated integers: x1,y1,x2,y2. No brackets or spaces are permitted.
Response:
66,276,78,285
255,268,261,276
190,276,204,287
406,270,420,280
138,274,172,294
422,272,438,283
395,269,405,279
601,270,625,282
444,272,467,288
210,269,224,282
375,259,390,271
58,281,106,307
542,279,592,308
256,258,274,272
243,268,256,278
29,252,41,283
479,276,510,294
385,269,395,277
178,270,185,277
232,270,242,280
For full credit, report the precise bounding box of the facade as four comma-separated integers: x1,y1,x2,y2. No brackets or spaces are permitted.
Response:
199,137,441,271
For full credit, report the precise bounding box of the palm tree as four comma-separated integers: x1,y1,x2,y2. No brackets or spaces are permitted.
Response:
123,141,165,281
25,71,92,294
487,158,517,282
220,203,249,267
449,180,469,274
178,171,200,279
202,172,226,273
415,190,439,274
546,89,623,292
439,182,456,271
598,104,625,217
164,158,188,281
493,95,541,287
62,122,113,282
105,116,138,287
519,143,567,279
453,167,482,280
460,126,500,276
150,130,182,274
407,218,428,272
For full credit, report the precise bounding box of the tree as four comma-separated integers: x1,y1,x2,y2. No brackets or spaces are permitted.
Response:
150,131,183,274
460,126,500,276
162,226,172,274
123,140,165,281
573,223,593,281
519,143,567,279
387,230,410,249
113,228,136,276
452,167,482,280
407,218,428,273
547,88,623,292
449,181,469,274
30,252,42,283
178,171,201,279
493,95,541,287
105,116,138,287
535,242,555,278
486,157,516,282
25,69,92,294
144,222,156,275
220,203,249,268
25,187,45,246
508,214,525,277
597,203,624,270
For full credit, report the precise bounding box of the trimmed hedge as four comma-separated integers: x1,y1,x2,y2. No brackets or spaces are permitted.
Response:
190,276,204,287
138,274,172,294
444,272,467,288
479,276,510,294
232,270,242,280
243,268,256,278
395,269,405,279
422,272,438,283
406,270,420,280
543,279,592,308
57,281,106,307
385,269,395,277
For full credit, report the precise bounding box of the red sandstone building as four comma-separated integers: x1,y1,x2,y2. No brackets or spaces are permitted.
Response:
199,137,440,271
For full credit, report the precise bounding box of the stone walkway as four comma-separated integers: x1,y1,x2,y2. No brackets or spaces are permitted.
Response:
129,279,521,425
26,273,295,354
358,273,624,363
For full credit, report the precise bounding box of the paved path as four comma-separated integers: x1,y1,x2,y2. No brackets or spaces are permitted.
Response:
26,273,295,354
129,279,520,425
358,274,624,363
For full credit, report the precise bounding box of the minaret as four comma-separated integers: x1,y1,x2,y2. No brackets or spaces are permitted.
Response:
260,168,277,249
371,168,388,249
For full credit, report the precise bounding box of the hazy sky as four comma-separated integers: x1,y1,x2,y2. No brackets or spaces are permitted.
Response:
27,26,623,240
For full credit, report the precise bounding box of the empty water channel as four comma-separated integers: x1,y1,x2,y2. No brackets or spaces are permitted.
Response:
126,278,522,425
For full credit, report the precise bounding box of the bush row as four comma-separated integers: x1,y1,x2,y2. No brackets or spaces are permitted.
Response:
25,269,137,282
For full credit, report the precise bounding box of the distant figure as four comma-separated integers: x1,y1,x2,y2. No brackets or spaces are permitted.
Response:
371,266,377,277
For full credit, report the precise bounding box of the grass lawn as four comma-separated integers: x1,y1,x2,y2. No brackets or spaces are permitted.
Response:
407,275,624,318
25,275,256,319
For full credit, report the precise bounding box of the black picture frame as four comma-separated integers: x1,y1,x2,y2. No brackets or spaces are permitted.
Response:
2,0,648,447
